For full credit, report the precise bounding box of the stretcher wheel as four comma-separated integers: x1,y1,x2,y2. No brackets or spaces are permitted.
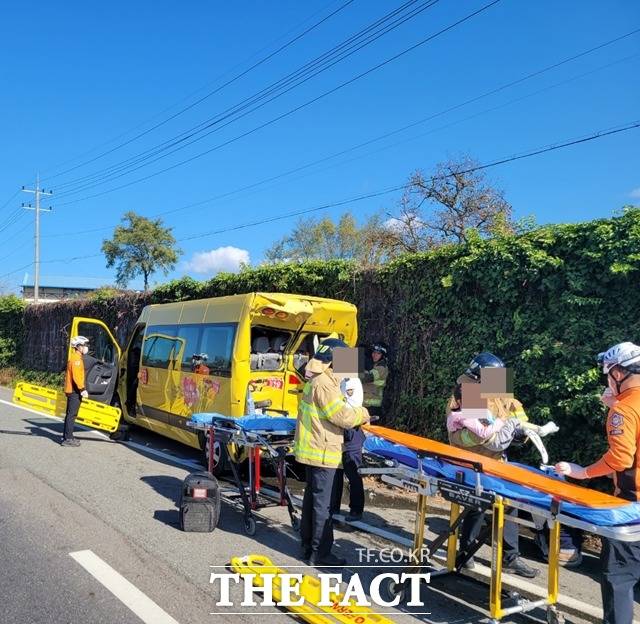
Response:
547,607,564,624
291,515,301,532
378,576,406,605
244,517,257,536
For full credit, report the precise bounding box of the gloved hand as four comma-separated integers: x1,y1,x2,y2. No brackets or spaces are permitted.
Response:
360,407,371,424
537,421,559,437
81,390,89,399
555,461,587,479
600,387,617,409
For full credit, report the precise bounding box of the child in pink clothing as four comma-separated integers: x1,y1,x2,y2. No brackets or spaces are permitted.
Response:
447,408,524,452
447,409,558,453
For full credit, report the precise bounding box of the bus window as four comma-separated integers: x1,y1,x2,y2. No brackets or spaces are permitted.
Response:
250,326,291,371
200,324,236,376
75,320,118,365
142,326,179,369
176,325,202,373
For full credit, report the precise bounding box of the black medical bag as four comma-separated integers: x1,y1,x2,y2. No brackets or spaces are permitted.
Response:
179,471,221,532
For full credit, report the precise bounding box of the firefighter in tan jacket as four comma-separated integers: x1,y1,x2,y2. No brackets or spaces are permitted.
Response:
294,338,370,566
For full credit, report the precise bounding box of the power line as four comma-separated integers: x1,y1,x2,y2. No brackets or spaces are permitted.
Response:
41,0,358,182
0,189,21,214
60,21,639,200
0,208,28,235
56,19,638,212
41,48,638,241
0,222,36,264
53,0,499,205
51,0,437,195
176,120,640,243
3,117,636,281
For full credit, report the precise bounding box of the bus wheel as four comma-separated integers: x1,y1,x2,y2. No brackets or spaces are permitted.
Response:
202,432,228,477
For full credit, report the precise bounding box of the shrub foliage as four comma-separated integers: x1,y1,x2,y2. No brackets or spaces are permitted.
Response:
6,209,640,463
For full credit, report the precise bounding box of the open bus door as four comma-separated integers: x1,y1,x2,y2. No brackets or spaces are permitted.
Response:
68,317,122,434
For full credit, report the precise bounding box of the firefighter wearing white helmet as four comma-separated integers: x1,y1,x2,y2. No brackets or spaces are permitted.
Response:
62,336,90,447
555,342,640,624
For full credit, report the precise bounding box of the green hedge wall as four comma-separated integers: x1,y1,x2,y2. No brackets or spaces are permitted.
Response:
0,295,25,367
11,208,640,464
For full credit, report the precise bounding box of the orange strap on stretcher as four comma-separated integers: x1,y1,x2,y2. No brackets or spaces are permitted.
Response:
364,424,627,509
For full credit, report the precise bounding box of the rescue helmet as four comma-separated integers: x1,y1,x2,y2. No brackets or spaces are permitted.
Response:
70,335,89,348
314,338,348,363
465,351,504,381
371,342,388,357
598,342,640,375
306,338,348,374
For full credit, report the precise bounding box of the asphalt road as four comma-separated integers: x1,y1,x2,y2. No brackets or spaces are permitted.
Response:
0,385,630,624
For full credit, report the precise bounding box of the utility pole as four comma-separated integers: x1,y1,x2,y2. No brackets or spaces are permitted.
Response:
22,174,52,303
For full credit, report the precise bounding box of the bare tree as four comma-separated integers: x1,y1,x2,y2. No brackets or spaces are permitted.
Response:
386,157,513,250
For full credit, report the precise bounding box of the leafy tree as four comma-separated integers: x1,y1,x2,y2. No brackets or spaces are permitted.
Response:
102,212,181,290
265,212,391,266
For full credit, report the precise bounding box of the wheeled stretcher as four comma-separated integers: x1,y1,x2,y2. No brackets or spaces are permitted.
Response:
187,414,299,536
360,425,640,624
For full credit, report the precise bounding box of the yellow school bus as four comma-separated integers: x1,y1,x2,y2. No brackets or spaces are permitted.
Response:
70,292,357,472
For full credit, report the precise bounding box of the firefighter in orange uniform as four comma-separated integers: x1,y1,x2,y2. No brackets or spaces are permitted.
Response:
62,336,90,447
556,342,640,624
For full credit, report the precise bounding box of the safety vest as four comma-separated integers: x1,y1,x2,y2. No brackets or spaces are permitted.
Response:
362,363,388,408
294,370,367,468
601,387,640,501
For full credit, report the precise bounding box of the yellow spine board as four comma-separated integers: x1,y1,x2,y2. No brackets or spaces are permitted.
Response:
13,382,121,434
230,555,394,624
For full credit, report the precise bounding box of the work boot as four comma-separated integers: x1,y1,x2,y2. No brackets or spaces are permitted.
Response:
462,557,476,570
504,557,539,578
309,552,346,567
60,438,80,447
345,512,363,523
559,549,583,568
300,547,312,563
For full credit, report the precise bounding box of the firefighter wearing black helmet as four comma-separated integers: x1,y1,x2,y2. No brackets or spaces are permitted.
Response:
447,351,539,578
361,343,389,416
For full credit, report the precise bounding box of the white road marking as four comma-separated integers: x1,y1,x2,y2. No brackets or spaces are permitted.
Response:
1,397,202,467
124,440,201,469
70,550,180,624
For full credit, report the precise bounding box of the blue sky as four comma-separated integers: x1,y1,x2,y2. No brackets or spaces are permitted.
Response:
1,0,639,291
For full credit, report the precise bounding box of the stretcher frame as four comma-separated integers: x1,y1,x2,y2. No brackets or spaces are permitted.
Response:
13,381,122,434
361,448,640,624
187,417,299,536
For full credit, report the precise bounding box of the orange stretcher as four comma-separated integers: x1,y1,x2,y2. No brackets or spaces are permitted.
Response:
364,424,626,508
